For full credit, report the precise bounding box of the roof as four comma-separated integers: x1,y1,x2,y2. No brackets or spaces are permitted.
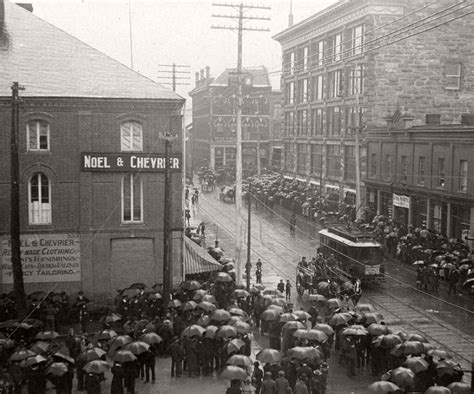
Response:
183,236,222,274
318,228,381,248
210,66,271,88
0,1,183,100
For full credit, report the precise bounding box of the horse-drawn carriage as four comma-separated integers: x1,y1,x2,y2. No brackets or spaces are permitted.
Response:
219,185,235,203
295,259,347,297
201,179,215,192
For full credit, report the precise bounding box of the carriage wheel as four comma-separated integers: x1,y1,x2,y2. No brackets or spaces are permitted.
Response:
296,276,305,297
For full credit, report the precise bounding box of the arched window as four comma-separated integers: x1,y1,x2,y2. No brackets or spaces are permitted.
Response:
29,173,51,224
27,120,50,151
122,174,143,223
121,121,143,152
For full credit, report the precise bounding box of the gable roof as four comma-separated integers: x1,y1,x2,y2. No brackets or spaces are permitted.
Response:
211,66,271,88
0,1,183,101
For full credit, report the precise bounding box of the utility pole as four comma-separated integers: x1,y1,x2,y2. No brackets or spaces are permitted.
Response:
246,184,251,291
128,0,134,69
355,65,363,220
10,82,27,318
212,2,270,286
157,64,190,92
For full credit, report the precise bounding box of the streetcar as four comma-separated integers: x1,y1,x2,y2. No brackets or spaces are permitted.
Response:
318,226,384,283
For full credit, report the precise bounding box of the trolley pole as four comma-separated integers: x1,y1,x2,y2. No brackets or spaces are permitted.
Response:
10,82,27,318
246,184,251,291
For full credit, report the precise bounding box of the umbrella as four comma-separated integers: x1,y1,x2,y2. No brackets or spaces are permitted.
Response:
293,329,308,339
389,366,415,388
220,365,247,380
47,362,68,377
436,359,462,377
216,272,232,282
293,310,311,320
216,325,237,339
182,325,206,338
328,313,352,327
113,350,137,363
448,382,471,394
22,354,48,367
232,289,249,298
226,354,252,368
100,313,122,324
367,324,390,336
354,303,375,313
201,294,216,303
78,347,107,363
30,341,51,354
363,312,384,325
168,299,182,308
413,260,425,266
129,282,146,290
232,321,251,334
124,341,150,355
140,332,162,345
98,329,118,341
225,339,245,355
205,325,219,339
146,292,162,300
279,313,298,323
313,323,334,336
267,305,284,313
182,301,197,311
342,325,368,336
462,278,474,288
427,349,452,359
367,381,400,392
256,349,282,364
407,333,427,343
304,329,328,342
308,294,326,303
228,307,246,317
10,349,36,362
108,335,133,353
210,309,231,323
192,289,208,301
52,352,75,364
262,289,283,296
282,321,305,332
378,334,402,349
35,331,60,340
180,280,201,291
83,360,110,374
197,315,211,327
424,387,451,394
271,298,287,307
0,338,15,349
404,356,429,373
287,346,322,361
327,298,342,310
261,309,280,322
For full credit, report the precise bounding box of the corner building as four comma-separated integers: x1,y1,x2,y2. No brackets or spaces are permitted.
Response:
0,1,185,296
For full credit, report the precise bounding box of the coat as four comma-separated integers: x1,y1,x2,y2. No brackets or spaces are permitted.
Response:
110,365,124,394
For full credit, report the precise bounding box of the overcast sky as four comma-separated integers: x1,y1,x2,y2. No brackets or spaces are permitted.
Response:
31,0,338,114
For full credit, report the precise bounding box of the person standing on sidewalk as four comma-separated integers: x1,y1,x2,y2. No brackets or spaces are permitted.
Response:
252,362,263,394
285,280,292,302
289,214,296,237
256,268,262,284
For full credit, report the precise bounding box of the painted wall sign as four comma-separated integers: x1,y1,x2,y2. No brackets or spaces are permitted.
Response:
393,193,410,209
81,153,182,172
1,234,81,283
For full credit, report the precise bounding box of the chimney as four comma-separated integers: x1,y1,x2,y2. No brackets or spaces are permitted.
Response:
288,0,294,27
200,69,205,80
461,113,474,126
195,72,199,85
426,114,441,126
205,66,210,82
401,114,414,129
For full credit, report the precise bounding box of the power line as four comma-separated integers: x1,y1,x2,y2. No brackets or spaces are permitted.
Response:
157,64,191,92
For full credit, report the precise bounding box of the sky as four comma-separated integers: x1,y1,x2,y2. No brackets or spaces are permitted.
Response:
30,0,338,117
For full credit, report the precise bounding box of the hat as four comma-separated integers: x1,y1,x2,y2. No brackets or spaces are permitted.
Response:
278,371,285,376
314,370,322,375
265,372,272,377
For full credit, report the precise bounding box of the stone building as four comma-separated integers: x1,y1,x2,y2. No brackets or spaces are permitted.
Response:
189,66,273,175
0,1,185,296
365,115,474,242
273,0,474,202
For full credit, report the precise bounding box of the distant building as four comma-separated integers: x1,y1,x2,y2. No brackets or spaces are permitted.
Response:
273,0,474,202
0,1,185,296
365,115,474,242
189,66,274,175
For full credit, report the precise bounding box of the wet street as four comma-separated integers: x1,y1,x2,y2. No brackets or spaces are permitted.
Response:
194,188,474,384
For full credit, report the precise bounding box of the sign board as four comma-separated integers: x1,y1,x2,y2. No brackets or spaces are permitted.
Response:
81,153,182,172
1,234,81,283
393,193,410,209
365,265,380,275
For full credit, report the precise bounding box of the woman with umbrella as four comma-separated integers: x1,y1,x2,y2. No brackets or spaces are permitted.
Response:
111,362,124,394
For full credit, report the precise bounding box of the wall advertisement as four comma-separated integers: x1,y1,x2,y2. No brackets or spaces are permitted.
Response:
1,234,81,283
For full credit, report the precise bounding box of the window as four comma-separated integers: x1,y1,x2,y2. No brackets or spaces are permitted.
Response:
301,79,308,102
296,144,306,174
418,156,425,186
459,160,468,191
29,173,51,225
316,40,324,66
345,106,361,135
433,204,442,233
400,155,407,182
329,33,342,62
316,75,323,100
445,62,461,90
326,107,341,136
344,145,355,181
27,120,50,151
370,153,377,177
290,52,295,74
326,145,341,178
288,82,295,104
303,46,309,70
122,174,143,223
310,144,323,174
350,25,364,55
121,122,143,151
348,64,364,95
310,108,323,136
297,110,308,136
438,158,445,187
383,154,392,180
285,111,295,135
328,70,342,98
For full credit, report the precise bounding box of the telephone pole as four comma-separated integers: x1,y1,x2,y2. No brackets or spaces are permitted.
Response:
212,2,270,286
157,64,190,92
10,82,27,318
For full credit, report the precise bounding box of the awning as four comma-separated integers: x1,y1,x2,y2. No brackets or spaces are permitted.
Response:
183,237,222,274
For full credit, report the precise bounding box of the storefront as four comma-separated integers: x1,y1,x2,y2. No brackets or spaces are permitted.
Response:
392,193,410,227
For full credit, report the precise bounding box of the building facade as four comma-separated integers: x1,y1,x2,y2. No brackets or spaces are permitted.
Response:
365,116,474,242
189,66,273,175
273,0,474,201
0,1,185,296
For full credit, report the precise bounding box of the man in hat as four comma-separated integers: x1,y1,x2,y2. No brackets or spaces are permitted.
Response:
319,363,328,394
168,337,184,378
252,361,263,394
261,371,277,394
275,370,290,394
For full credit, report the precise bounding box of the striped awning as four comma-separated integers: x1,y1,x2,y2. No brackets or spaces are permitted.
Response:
183,237,222,274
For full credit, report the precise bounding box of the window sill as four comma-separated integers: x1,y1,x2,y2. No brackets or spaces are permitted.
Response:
27,224,53,229
27,150,51,153
121,222,145,226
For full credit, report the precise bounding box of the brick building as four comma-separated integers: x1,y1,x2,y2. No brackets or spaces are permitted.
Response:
365,115,474,242
273,0,474,201
189,66,273,174
0,1,185,296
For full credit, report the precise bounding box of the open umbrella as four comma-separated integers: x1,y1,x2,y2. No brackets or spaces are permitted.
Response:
129,283,146,290
211,309,231,323
202,294,216,304
168,299,182,308
316,282,329,293
180,280,201,291
100,313,122,324
113,350,137,363
47,362,68,377
225,339,245,355
363,312,384,325
232,289,249,299
287,346,322,361
413,260,425,266
98,329,118,341
205,325,219,339
124,341,150,355
278,313,297,323
424,387,451,394
232,321,251,334
52,352,75,365
30,341,51,355
328,313,352,327
267,305,284,313
0,338,15,349
327,298,342,310
216,325,237,339
108,335,133,350
22,354,48,367
308,294,326,303
77,347,106,363
404,356,429,373
304,329,328,342
293,310,311,320
197,315,211,327
220,365,247,380
140,332,162,345
427,349,452,359
256,348,281,364
436,359,462,377
407,333,427,343
226,354,252,368
197,301,216,313
447,382,471,394
282,321,305,333
10,349,36,362
192,289,208,302
270,298,287,307
35,331,60,340
83,360,110,374
389,366,415,388
182,325,206,338
261,309,280,322
313,323,334,336
182,301,197,311
354,303,375,313
228,307,246,317
367,324,390,336
367,381,400,392
216,272,232,283
262,289,282,296
342,325,368,336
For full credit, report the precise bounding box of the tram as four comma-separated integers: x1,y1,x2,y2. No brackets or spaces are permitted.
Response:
318,226,385,283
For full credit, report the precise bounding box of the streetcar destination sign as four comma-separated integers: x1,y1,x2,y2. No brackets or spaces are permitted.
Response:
81,153,181,172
